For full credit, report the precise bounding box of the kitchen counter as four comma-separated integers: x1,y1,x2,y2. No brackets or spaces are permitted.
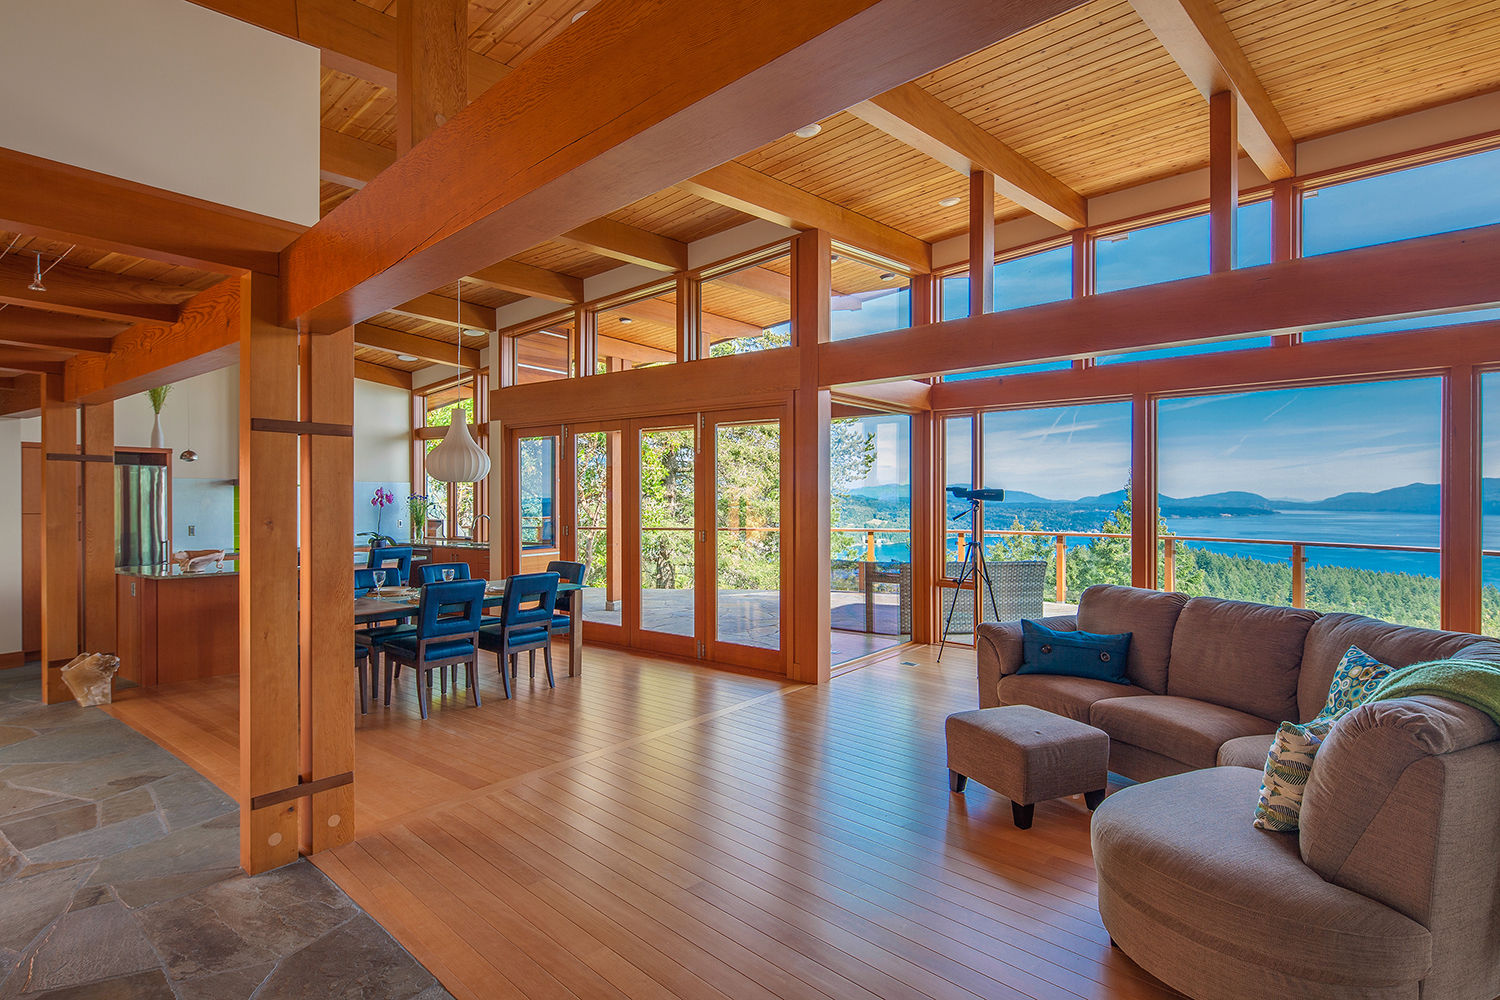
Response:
117,565,237,579
117,569,238,686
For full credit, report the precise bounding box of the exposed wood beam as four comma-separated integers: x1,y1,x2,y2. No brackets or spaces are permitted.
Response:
467,261,584,304
0,373,41,416
0,348,69,375
0,256,190,325
1209,88,1237,272
320,129,395,188
823,223,1500,386
281,0,1078,331
556,219,688,272
397,0,467,154
850,84,1087,230
831,379,932,413
353,359,413,390
0,310,121,354
65,278,242,404
184,0,510,94
388,293,495,331
354,323,479,368
0,147,302,275
1129,0,1295,180
680,162,932,272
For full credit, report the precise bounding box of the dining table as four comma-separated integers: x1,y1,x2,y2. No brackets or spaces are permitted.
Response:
355,580,586,678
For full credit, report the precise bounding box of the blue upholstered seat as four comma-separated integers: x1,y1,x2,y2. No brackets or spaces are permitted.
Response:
478,572,560,695
380,636,477,660
381,578,485,720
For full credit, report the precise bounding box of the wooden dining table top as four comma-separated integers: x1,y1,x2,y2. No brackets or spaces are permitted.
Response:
354,582,582,624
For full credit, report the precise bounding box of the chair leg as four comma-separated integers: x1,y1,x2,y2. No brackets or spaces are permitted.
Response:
497,644,513,700
542,643,555,688
383,656,395,707
357,659,369,715
468,660,482,707
416,664,430,720
529,649,536,678
369,651,380,703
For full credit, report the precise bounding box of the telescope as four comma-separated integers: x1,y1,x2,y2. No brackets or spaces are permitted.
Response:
946,485,1005,503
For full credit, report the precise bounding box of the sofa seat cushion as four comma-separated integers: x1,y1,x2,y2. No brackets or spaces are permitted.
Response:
1090,696,1277,770
1217,733,1274,768
1093,767,1431,998
997,673,1146,724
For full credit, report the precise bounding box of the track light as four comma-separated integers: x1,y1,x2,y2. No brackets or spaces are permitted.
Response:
28,253,45,293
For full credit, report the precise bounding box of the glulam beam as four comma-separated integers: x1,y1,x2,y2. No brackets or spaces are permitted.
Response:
850,84,1086,230
353,359,413,389
468,261,583,304
282,0,1082,331
0,255,189,325
354,323,479,368
388,293,495,331
0,310,118,355
1129,0,1294,180
557,219,688,272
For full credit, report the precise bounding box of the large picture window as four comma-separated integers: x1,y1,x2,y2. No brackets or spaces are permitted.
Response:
421,376,489,542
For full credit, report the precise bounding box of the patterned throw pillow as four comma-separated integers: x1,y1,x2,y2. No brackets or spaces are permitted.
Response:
1253,645,1392,832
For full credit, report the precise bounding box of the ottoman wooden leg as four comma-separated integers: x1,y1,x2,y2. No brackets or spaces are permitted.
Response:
1011,802,1034,829
948,769,968,793
1085,788,1106,810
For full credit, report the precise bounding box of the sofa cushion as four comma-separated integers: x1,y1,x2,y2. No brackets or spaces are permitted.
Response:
1017,619,1131,683
1298,613,1498,722
1217,733,1273,768
997,673,1146,724
1254,717,1338,832
1076,585,1187,694
1090,695,1277,770
1167,596,1317,722
1093,767,1432,997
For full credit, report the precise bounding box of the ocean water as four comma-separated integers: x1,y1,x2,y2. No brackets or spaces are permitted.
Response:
850,510,1500,586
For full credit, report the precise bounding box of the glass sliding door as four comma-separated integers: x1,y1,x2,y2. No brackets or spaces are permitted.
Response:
708,410,786,669
570,423,626,644
635,420,700,654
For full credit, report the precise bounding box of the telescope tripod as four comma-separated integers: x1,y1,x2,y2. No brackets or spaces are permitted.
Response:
938,500,1000,662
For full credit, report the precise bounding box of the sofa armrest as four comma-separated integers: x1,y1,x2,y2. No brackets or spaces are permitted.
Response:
974,616,1078,709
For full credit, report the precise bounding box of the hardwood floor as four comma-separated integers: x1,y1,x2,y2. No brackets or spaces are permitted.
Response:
104,643,1181,1000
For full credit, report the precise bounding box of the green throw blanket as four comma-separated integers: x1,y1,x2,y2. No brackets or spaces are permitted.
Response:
1368,658,1500,726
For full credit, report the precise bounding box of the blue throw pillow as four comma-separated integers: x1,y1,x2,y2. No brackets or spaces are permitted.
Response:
1017,620,1132,684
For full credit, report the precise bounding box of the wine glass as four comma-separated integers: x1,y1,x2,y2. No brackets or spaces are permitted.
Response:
372,569,386,596
441,567,456,583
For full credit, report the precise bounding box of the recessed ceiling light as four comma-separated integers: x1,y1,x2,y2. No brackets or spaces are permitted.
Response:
879,272,896,281
397,354,419,362
938,196,962,208
618,316,633,324
793,123,822,139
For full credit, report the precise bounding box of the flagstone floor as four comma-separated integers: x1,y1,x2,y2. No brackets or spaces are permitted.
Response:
0,664,450,1000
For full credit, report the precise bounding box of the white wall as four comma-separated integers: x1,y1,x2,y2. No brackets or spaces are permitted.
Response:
354,380,412,484
0,0,319,224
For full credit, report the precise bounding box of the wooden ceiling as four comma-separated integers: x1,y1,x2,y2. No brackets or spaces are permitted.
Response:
9,0,1500,387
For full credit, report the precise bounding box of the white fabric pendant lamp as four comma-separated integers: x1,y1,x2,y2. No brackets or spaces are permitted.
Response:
426,282,492,484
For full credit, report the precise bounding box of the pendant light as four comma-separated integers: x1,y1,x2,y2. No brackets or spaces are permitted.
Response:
424,280,492,483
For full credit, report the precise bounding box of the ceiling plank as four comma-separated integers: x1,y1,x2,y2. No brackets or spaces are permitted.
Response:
320,129,395,188
65,278,242,404
281,0,1083,331
0,147,303,275
822,223,1500,386
388,292,496,330
1128,0,1295,180
354,323,479,367
354,359,414,390
679,162,932,272
467,261,583,304
850,84,1087,230
556,219,688,272
184,0,510,94
0,310,124,354
0,255,190,325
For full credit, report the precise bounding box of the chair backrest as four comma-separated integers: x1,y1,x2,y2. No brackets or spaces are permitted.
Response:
418,579,485,640
366,546,413,584
502,572,559,631
419,562,471,585
354,568,376,597
545,560,587,585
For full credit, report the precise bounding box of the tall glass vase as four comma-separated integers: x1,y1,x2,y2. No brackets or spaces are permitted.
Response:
150,413,164,448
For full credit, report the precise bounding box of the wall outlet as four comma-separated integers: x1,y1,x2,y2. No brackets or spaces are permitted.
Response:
187,525,195,536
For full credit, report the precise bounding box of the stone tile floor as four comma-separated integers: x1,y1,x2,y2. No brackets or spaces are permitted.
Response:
0,665,451,1000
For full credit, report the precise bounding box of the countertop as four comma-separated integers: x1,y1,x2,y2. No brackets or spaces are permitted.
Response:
117,565,238,579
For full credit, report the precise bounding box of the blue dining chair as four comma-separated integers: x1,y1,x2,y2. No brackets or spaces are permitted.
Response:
365,546,413,586
478,572,559,697
354,568,377,597
544,561,586,636
418,562,470,585
380,579,486,720
355,643,371,715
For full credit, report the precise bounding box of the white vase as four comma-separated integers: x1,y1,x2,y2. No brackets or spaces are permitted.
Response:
150,413,164,449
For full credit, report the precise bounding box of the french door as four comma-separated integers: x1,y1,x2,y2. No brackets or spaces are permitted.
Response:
551,405,789,672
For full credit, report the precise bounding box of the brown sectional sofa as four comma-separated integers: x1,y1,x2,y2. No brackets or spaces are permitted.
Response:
975,585,1500,1000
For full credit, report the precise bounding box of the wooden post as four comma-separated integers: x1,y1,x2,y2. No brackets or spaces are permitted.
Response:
606,429,623,610
1441,365,1482,632
789,229,831,683
910,274,937,327
1290,543,1307,608
396,0,467,154
969,169,995,316
298,327,356,855
575,306,597,377
81,402,116,655
1162,536,1176,592
676,272,701,362
909,410,934,643
1270,178,1299,347
1131,393,1158,590
1209,89,1238,274
239,272,302,874
1070,229,1094,370
1054,534,1067,605
38,374,78,703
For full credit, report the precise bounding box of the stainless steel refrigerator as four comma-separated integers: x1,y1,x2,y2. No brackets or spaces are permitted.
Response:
115,459,169,567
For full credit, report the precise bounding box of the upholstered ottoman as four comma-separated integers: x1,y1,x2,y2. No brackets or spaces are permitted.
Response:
945,705,1110,828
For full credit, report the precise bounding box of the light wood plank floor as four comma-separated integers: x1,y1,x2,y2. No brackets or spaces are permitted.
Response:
104,644,1181,1000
